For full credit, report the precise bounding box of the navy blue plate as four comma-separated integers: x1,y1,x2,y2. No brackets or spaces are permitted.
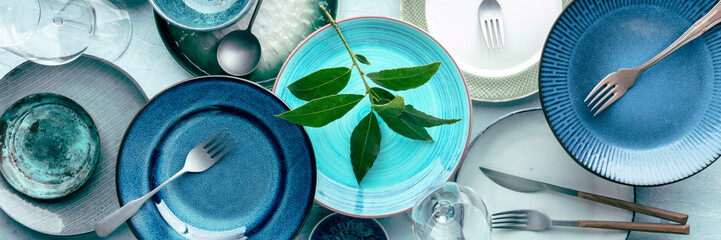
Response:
117,76,315,239
540,0,721,186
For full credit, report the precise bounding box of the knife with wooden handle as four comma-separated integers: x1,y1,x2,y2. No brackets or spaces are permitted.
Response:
480,167,688,224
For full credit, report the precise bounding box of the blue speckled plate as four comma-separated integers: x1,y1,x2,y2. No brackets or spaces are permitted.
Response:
117,76,315,239
151,0,256,31
539,0,721,186
273,17,472,217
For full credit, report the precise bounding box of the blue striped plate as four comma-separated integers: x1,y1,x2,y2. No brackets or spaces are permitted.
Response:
274,17,472,217
539,0,721,186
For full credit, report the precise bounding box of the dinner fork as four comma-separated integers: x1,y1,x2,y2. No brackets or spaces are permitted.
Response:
478,0,504,49
585,1,721,116
94,129,237,237
491,210,690,234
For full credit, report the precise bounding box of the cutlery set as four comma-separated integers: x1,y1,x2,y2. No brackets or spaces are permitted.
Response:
480,167,690,235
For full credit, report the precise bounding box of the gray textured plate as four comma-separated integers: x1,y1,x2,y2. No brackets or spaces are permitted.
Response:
0,55,147,235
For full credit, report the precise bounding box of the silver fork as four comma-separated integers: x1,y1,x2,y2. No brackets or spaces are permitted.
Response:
94,129,237,237
491,209,690,235
585,1,721,116
478,0,505,49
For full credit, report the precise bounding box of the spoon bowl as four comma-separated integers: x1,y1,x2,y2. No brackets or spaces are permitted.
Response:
217,0,263,76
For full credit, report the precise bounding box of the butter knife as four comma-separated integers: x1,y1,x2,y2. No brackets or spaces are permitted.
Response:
479,167,688,224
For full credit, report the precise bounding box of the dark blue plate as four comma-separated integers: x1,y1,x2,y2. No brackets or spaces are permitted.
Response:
116,76,315,239
539,0,721,186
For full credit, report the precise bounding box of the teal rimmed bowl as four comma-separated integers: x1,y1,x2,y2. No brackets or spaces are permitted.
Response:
273,17,472,217
151,0,256,31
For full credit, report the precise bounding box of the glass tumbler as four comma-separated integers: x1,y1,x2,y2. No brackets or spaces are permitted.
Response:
412,182,492,240
0,0,131,65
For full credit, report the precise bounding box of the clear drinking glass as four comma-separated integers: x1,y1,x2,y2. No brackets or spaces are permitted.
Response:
0,0,131,66
412,182,491,240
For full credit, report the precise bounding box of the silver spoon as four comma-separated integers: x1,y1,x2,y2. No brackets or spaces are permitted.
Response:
217,0,263,76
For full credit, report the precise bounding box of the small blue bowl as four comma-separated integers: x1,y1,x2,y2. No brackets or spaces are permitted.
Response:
151,0,256,31
310,213,388,240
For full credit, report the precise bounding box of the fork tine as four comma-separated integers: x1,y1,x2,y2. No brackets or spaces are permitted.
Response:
213,141,237,160
490,19,498,48
492,215,528,221
497,17,505,48
492,210,529,216
201,128,227,147
584,78,610,102
209,137,234,156
586,84,610,106
591,89,615,111
492,220,528,225
205,131,230,151
481,20,491,49
491,225,526,230
594,94,621,116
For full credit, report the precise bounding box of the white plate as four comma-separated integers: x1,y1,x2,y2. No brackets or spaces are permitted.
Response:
402,0,569,101
455,108,634,240
426,0,561,77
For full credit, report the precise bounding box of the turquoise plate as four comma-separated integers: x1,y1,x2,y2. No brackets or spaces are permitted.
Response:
274,17,472,217
117,76,315,239
539,0,721,186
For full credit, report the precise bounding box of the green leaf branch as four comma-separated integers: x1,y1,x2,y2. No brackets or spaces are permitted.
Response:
276,5,461,185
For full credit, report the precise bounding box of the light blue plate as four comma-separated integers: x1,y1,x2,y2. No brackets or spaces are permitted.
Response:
151,0,256,31
539,0,721,186
117,76,315,239
274,17,472,217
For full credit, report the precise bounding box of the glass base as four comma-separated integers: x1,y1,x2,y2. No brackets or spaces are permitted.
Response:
85,0,132,61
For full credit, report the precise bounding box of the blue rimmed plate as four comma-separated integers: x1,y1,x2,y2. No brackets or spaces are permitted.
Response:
117,76,315,239
539,0,721,186
273,17,472,217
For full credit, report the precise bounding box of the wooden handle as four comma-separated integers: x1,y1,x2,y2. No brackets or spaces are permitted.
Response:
578,221,689,235
577,192,688,224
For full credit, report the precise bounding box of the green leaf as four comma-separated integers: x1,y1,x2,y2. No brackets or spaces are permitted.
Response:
378,111,433,141
276,94,364,127
373,95,404,117
287,67,352,101
351,112,381,185
355,54,371,65
401,105,461,127
369,87,395,104
366,62,441,91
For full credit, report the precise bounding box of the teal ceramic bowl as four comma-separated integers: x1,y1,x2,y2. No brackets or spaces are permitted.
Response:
0,93,100,199
151,0,256,31
274,17,472,217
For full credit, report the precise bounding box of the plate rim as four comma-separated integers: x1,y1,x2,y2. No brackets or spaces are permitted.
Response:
400,0,573,102
537,0,720,186
454,107,636,240
150,0,258,32
272,16,473,218
0,55,148,236
115,75,316,239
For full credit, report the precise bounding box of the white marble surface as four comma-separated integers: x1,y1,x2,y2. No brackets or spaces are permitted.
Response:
0,0,718,239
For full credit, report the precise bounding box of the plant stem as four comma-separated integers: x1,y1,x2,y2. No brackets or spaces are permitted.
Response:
320,6,373,97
